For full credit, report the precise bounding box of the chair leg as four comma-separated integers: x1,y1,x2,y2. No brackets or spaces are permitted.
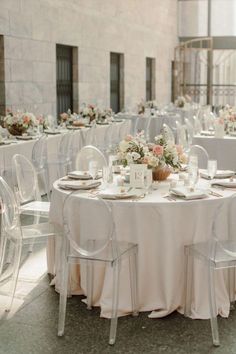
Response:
86,261,94,310
184,246,193,317
0,236,7,275
228,267,235,310
6,241,22,312
208,265,220,346
129,248,139,316
43,168,51,202
58,239,70,336
109,259,120,345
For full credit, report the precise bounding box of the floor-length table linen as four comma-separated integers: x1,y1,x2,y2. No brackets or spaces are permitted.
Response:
192,134,236,170
0,120,129,188
49,178,236,320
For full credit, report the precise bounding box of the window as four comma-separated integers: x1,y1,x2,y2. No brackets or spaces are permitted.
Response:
0,35,5,116
146,58,156,101
110,52,124,113
56,44,78,118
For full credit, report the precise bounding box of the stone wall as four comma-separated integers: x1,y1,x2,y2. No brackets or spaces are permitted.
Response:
0,0,178,116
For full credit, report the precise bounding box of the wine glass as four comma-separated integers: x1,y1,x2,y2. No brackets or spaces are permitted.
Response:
89,160,98,181
207,160,217,180
144,169,153,194
188,165,199,190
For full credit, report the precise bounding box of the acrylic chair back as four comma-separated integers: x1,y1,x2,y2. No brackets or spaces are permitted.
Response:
12,154,41,204
0,176,21,241
75,145,107,171
189,144,209,169
162,124,175,144
32,136,48,171
58,132,73,162
62,192,115,258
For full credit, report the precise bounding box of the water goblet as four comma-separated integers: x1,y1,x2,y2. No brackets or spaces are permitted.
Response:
144,169,153,194
207,160,217,180
89,161,98,181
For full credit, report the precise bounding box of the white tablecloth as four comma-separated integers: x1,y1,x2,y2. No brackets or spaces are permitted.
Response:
49,176,236,319
118,114,184,142
0,121,129,188
193,135,236,171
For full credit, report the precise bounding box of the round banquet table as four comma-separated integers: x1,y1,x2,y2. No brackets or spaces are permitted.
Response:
117,113,184,142
49,176,236,319
192,134,236,171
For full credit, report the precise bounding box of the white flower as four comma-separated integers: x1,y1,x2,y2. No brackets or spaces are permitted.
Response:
119,140,130,153
131,152,140,161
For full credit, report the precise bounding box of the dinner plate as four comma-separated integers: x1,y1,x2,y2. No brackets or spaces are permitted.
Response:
58,180,101,190
44,129,61,135
16,135,33,140
211,179,236,188
201,170,235,179
67,170,102,180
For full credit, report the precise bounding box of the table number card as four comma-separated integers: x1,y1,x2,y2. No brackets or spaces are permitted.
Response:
130,164,147,188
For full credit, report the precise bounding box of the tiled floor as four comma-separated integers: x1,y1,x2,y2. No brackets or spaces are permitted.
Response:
1,246,236,353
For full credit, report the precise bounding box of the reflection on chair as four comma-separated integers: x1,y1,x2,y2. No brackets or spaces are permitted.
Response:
162,123,175,144
189,144,209,169
47,132,74,179
185,195,236,346
0,177,60,312
31,135,50,201
58,192,139,345
12,154,50,218
75,145,107,171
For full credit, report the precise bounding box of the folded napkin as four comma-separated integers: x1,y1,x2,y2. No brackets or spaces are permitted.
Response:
97,187,137,200
200,131,214,136
44,129,61,135
58,180,101,190
229,132,236,137
201,170,235,180
211,179,236,188
170,186,207,200
67,170,102,180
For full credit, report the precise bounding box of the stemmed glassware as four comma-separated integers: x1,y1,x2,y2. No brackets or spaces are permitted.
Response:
144,169,153,194
207,160,217,180
188,155,199,190
89,161,98,181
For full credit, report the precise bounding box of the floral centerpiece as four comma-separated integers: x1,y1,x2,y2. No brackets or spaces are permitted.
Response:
4,111,37,136
137,100,145,114
96,108,113,123
219,104,236,133
175,96,186,108
117,132,186,180
79,104,96,123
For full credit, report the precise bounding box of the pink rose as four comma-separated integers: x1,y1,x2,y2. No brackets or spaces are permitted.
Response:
175,144,183,155
153,145,164,156
125,134,133,142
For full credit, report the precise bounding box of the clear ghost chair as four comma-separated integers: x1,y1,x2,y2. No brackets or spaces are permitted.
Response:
176,121,189,152
84,122,97,146
189,145,209,169
185,118,194,145
31,135,50,201
162,123,175,144
0,177,60,312
12,154,50,217
58,192,139,345
193,115,202,134
134,115,151,141
48,132,74,179
75,145,107,171
184,194,236,346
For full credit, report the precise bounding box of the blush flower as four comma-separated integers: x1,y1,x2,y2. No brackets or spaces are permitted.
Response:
153,145,164,156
